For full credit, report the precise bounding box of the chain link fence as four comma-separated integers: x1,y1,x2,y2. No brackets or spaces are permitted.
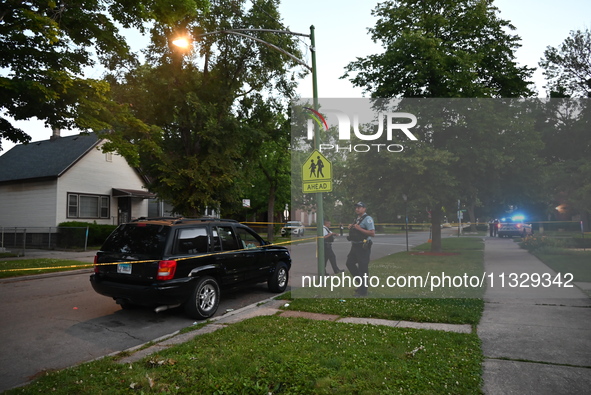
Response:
0,227,90,254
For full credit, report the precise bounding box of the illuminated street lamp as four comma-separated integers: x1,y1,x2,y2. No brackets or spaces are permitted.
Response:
173,26,325,275
172,37,191,49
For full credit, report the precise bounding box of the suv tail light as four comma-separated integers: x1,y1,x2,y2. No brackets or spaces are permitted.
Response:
94,255,99,274
157,260,177,280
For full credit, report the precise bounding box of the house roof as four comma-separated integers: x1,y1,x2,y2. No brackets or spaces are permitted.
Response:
0,133,101,183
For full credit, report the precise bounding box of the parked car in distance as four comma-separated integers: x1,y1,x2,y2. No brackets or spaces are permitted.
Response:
280,221,306,237
90,217,291,319
497,215,533,238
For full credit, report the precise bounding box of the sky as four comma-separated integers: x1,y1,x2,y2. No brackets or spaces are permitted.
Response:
2,0,590,154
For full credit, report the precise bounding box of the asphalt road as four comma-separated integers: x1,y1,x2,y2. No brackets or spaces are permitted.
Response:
0,231,429,392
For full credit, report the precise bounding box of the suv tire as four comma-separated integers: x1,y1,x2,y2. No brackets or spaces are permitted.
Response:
184,276,220,319
118,300,138,310
268,262,289,293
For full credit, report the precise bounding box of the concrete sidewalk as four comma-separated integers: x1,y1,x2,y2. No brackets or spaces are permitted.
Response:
479,237,591,394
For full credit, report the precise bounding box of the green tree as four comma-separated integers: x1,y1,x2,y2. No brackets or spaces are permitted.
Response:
242,97,291,241
539,99,591,231
102,0,303,216
0,0,208,151
342,0,536,251
539,28,591,98
539,29,591,230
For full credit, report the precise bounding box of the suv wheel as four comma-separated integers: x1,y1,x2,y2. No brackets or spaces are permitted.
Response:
268,262,289,293
184,276,220,319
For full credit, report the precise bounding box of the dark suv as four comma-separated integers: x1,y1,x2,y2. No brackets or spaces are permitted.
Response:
90,217,291,319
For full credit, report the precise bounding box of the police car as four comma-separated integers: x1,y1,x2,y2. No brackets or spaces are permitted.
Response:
280,221,306,237
497,215,533,238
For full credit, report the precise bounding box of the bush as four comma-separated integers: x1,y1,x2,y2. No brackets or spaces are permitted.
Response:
518,235,591,252
533,245,569,255
58,221,117,247
519,235,569,252
571,237,591,249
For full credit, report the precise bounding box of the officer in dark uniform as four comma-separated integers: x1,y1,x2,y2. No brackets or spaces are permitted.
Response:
323,220,343,274
346,202,375,296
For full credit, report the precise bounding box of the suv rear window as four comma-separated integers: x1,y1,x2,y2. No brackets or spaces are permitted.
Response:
102,224,170,256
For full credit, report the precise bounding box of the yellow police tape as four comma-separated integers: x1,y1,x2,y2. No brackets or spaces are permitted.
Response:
0,236,322,273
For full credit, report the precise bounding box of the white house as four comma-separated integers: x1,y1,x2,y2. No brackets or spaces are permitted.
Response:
0,132,157,228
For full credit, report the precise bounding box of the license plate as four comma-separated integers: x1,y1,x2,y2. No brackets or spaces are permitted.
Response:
117,263,132,274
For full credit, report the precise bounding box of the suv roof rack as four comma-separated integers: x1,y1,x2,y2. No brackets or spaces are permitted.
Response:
132,217,179,222
172,217,239,224
131,217,239,224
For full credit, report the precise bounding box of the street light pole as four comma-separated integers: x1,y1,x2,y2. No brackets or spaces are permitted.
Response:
310,25,325,278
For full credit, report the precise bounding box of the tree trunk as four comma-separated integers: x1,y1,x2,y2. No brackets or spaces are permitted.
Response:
430,205,443,252
468,202,477,232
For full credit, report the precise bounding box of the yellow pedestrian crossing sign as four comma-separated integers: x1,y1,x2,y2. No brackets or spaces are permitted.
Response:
302,150,332,193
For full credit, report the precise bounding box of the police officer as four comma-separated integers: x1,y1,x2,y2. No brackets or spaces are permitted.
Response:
323,219,343,274
346,202,375,296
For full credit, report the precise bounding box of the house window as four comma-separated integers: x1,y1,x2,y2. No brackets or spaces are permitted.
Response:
67,193,110,219
105,152,113,162
100,196,109,217
68,194,78,217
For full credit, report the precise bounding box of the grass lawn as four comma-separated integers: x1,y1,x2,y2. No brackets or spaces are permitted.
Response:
0,258,92,279
286,237,484,327
281,296,482,326
519,234,591,287
529,248,591,298
293,237,486,302
531,249,591,282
